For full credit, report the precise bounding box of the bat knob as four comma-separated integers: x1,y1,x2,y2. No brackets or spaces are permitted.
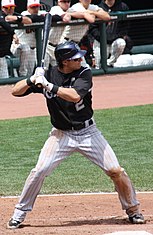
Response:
36,83,43,88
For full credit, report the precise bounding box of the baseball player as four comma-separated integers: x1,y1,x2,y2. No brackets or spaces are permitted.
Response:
0,0,32,78
89,0,133,68
7,41,144,229
11,0,47,77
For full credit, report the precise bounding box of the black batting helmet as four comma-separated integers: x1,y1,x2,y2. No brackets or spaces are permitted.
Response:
54,41,86,62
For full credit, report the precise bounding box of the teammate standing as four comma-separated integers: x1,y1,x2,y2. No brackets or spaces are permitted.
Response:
11,0,47,77
0,0,32,78
7,41,144,229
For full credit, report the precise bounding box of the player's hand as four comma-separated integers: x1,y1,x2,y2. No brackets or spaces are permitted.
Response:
13,34,19,44
83,12,95,23
35,76,53,92
34,67,45,77
27,67,45,86
27,74,37,86
62,13,71,22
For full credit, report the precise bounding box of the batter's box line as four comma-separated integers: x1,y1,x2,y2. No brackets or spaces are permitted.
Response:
1,191,153,199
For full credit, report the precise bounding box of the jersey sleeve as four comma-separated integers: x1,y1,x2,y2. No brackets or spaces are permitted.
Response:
73,68,92,98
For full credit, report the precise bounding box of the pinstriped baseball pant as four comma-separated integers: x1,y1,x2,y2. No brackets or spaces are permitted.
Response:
12,123,140,222
0,57,9,78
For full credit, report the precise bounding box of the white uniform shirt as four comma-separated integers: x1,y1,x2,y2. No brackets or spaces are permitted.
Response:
15,10,46,48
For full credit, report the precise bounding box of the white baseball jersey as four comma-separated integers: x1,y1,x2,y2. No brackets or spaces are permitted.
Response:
11,10,46,76
14,10,46,48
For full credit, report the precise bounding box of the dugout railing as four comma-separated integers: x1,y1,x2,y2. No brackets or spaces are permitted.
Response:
0,9,153,85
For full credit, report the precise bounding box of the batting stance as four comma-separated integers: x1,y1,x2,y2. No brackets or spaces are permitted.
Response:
7,41,144,229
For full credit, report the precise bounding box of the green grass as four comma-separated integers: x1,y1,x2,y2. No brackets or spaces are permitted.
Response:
0,104,153,196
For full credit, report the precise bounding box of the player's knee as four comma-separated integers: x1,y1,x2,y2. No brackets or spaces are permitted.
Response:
31,167,47,178
114,38,126,47
106,167,125,179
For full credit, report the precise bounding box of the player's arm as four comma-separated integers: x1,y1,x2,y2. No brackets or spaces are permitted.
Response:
57,87,80,103
34,68,92,102
12,79,31,96
69,11,95,23
67,9,95,23
12,74,42,97
5,15,32,24
88,8,110,21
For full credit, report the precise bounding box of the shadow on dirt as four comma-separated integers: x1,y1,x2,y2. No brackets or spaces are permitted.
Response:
21,217,131,228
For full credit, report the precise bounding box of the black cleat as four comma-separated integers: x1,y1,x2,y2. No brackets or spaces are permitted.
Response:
129,213,145,224
7,218,21,229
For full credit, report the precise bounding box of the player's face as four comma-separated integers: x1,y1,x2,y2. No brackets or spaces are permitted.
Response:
58,0,71,11
80,0,91,9
2,6,15,15
105,0,115,7
28,6,40,14
64,57,83,72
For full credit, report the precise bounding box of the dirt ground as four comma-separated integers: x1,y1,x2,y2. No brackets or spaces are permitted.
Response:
0,70,153,234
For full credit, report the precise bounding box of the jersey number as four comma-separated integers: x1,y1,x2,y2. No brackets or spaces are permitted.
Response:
75,99,85,111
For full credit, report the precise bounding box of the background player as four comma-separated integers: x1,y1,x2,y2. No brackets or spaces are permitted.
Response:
7,41,144,229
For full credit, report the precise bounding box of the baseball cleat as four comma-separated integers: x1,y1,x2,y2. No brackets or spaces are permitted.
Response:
128,213,145,224
7,218,21,229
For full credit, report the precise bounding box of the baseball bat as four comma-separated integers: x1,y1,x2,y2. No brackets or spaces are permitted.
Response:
36,13,52,87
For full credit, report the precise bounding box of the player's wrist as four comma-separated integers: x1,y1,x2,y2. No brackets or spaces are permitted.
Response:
26,76,35,86
45,83,59,94
51,85,59,94
16,15,23,23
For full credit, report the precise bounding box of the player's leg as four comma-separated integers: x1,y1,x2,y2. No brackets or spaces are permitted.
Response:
7,128,76,229
26,48,36,77
78,124,144,223
0,57,9,78
93,40,101,69
107,38,126,66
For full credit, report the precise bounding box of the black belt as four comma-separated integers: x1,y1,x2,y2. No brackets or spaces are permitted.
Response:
48,42,57,47
71,119,93,131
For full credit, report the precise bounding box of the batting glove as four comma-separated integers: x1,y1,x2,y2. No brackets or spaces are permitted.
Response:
26,67,45,87
34,67,45,77
35,76,53,92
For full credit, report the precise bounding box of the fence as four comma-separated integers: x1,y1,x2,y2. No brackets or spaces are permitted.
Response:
0,9,153,85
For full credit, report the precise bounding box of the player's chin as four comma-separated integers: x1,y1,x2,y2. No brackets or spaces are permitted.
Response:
76,63,82,69
74,64,81,70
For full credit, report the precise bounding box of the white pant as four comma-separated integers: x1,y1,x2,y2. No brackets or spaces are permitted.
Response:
12,123,139,222
11,43,36,77
0,57,9,78
93,38,126,69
